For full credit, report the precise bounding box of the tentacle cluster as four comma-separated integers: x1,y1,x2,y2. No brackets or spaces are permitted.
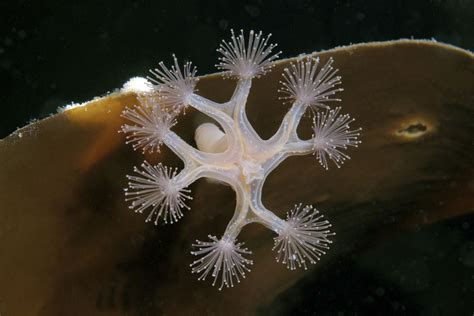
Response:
120,98,176,153
273,204,334,270
120,30,362,290
216,29,281,79
190,235,253,290
148,54,198,112
279,57,343,110
312,106,362,169
125,161,192,224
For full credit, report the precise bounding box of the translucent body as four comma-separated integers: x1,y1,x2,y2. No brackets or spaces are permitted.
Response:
121,30,361,289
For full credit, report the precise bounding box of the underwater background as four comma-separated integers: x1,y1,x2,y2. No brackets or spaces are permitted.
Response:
1,1,473,316
1,0,473,139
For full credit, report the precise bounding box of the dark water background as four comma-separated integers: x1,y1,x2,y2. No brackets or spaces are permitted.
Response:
1,0,473,139
0,1,473,315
